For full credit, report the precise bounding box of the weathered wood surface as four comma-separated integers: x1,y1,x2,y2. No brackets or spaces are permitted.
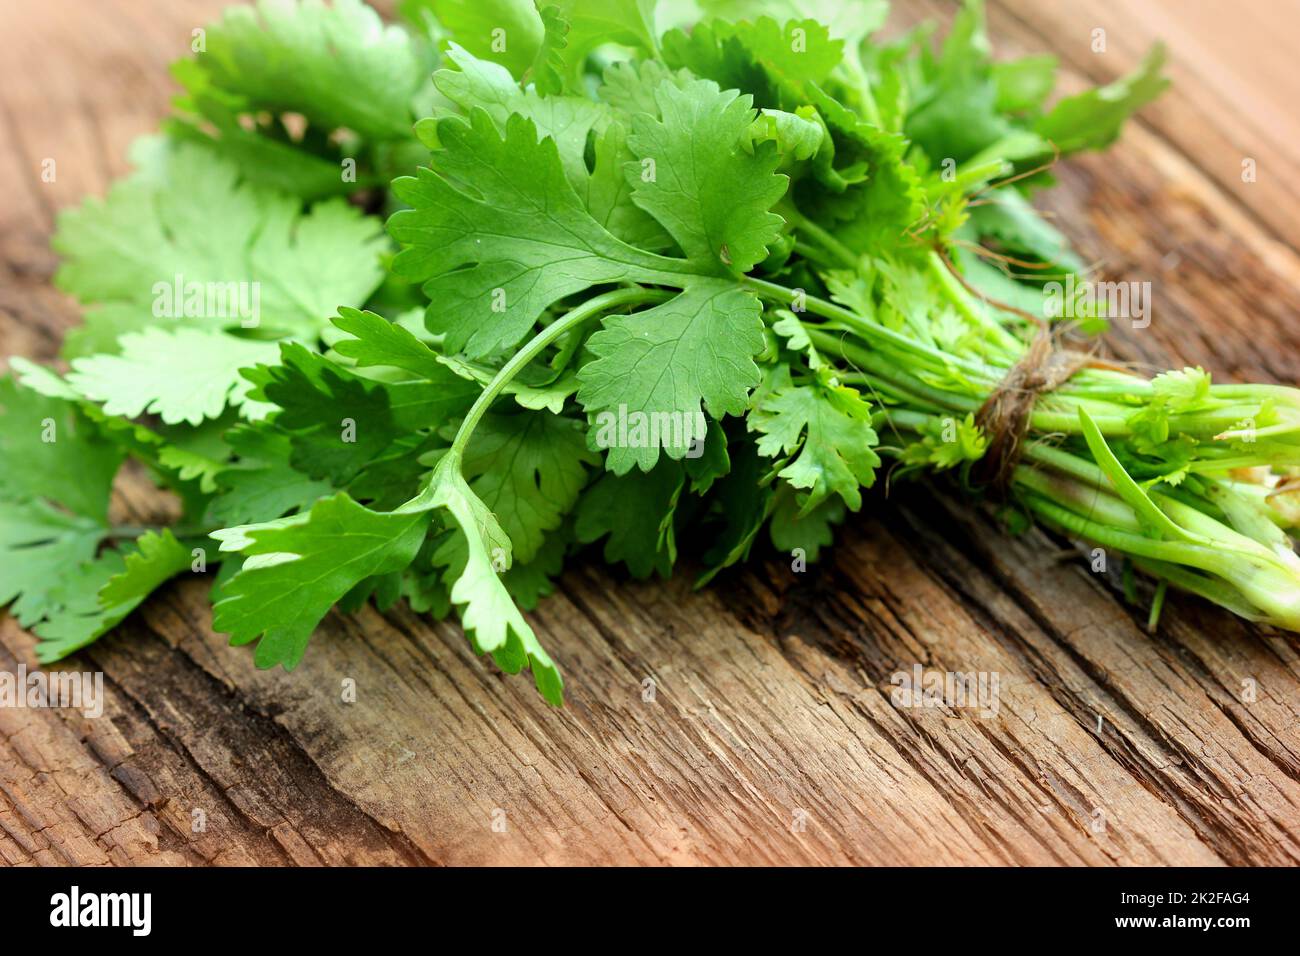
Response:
1,0,1299,866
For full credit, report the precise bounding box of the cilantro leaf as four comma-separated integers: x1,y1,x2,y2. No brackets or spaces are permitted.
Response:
698,437,770,584
526,4,571,95
750,381,880,513
0,374,238,661
898,412,989,470
575,459,684,577
597,59,692,116
391,77,786,471
211,493,432,668
578,284,765,473
748,107,825,161
965,187,1082,271
328,308,485,416
0,377,123,520
548,0,659,87
390,79,785,341
54,140,387,348
437,353,580,415
1036,45,1168,154
207,424,334,526
0,378,167,661
904,0,1010,164
244,339,476,488
24,550,133,664
67,328,278,425
799,85,925,255
427,45,609,186
662,16,844,110
0,499,106,631
502,528,568,610
389,109,672,356
426,456,564,703
627,79,787,274
98,530,196,614
993,54,1058,114
585,118,677,250
425,47,669,249
178,0,431,142
460,411,596,563
330,307,449,380
768,486,844,561
244,343,402,483
169,0,433,196
1152,366,1213,407
404,0,545,76
686,417,733,493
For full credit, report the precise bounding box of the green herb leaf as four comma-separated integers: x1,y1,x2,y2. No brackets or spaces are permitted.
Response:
212,493,432,668
751,381,880,513
54,140,386,346
426,457,564,704
459,411,596,563
67,328,278,425
1036,45,1169,154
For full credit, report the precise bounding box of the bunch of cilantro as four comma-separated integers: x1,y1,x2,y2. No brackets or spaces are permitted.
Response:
5,0,1300,706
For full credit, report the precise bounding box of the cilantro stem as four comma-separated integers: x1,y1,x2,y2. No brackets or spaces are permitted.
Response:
747,278,1000,379
447,287,671,460
782,205,859,268
926,250,1024,354
1021,489,1300,626
1146,579,1168,632
792,241,839,269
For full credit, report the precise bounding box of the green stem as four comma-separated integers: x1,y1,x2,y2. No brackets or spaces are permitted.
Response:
820,334,982,412
843,54,882,128
1146,580,1168,632
792,241,839,270
743,276,1002,380
447,287,669,459
927,250,1023,355
783,206,859,268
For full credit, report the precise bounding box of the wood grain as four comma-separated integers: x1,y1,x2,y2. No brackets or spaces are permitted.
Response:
0,0,1298,866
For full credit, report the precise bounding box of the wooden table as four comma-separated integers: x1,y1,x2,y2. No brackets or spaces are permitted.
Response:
2,0,1299,866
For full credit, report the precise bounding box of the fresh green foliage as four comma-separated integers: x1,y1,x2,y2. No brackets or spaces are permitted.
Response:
171,0,436,196
0,377,136,660
67,329,278,425
578,284,766,472
459,411,595,563
425,456,564,703
54,139,387,355
212,493,431,667
178,0,431,141
6,0,1299,708
750,381,880,513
